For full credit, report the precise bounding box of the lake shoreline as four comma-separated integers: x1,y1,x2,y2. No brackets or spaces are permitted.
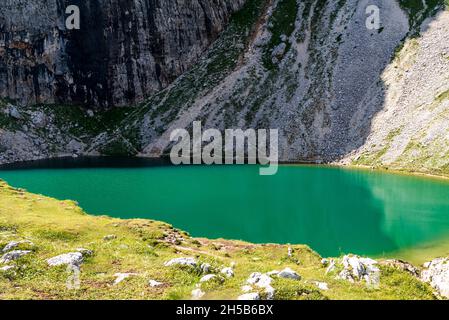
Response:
1,155,449,183
0,179,446,300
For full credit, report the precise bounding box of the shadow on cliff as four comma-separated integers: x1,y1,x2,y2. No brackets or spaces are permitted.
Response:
318,4,443,163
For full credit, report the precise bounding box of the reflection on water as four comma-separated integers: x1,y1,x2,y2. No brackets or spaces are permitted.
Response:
1,159,449,262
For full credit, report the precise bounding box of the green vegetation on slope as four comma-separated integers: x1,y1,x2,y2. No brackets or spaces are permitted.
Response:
262,0,299,70
0,180,437,300
399,0,447,34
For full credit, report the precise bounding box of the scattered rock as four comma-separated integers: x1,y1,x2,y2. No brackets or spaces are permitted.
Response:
246,272,275,300
2,240,34,252
0,265,15,272
271,42,287,60
191,288,205,300
380,259,420,277
47,252,83,267
0,250,31,264
321,258,329,267
30,111,47,128
421,257,449,298
76,248,93,257
337,255,380,286
149,280,164,287
247,272,272,287
200,274,217,283
103,235,117,241
314,281,329,291
164,257,197,268
238,292,260,300
325,259,336,274
113,273,137,285
278,267,301,280
200,263,211,274
7,105,22,120
221,267,234,278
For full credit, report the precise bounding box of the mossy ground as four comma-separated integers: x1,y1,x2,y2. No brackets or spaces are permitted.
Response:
0,180,436,300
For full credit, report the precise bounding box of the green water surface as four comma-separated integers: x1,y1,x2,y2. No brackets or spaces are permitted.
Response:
1,163,449,262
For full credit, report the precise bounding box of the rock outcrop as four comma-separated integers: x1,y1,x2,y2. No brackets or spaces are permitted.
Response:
421,257,449,298
336,255,380,287
47,252,84,266
0,0,245,107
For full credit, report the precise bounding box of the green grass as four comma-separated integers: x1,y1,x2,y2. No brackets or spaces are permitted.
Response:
263,0,299,70
0,180,438,300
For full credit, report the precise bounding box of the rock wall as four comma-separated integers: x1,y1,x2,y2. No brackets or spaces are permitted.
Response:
0,0,245,107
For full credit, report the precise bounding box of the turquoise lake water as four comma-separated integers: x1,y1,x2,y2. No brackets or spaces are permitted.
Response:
1,162,449,261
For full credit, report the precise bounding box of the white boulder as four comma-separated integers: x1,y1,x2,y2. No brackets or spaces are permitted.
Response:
314,281,329,290
191,288,205,300
149,280,164,287
238,292,260,300
2,240,34,252
200,274,217,283
0,250,31,264
47,252,83,267
164,257,197,268
278,267,301,280
221,267,234,278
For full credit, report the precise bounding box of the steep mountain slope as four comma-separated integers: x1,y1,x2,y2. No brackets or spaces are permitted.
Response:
348,11,449,175
1,0,448,177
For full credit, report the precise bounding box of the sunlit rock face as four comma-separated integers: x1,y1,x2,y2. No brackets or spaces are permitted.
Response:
0,0,245,107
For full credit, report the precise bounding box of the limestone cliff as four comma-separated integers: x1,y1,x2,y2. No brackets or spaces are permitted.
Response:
0,0,245,107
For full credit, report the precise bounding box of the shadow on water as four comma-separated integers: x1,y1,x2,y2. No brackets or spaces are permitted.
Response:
3,160,449,258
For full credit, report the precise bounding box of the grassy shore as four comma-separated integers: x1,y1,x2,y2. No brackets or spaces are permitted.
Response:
0,180,439,300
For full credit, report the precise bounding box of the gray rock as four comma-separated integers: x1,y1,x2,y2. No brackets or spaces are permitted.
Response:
247,272,272,287
113,273,138,285
76,248,93,257
103,234,117,241
314,281,329,290
199,274,218,283
149,280,164,287
0,265,15,272
191,288,205,300
221,267,234,278
380,259,420,277
278,267,301,280
337,255,380,286
200,263,211,274
164,257,197,268
47,252,83,267
0,250,31,264
8,106,22,120
271,43,287,60
238,292,260,300
421,257,449,298
2,240,34,252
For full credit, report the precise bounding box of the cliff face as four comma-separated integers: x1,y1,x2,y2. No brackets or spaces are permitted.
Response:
0,0,245,107
1,0,449,176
